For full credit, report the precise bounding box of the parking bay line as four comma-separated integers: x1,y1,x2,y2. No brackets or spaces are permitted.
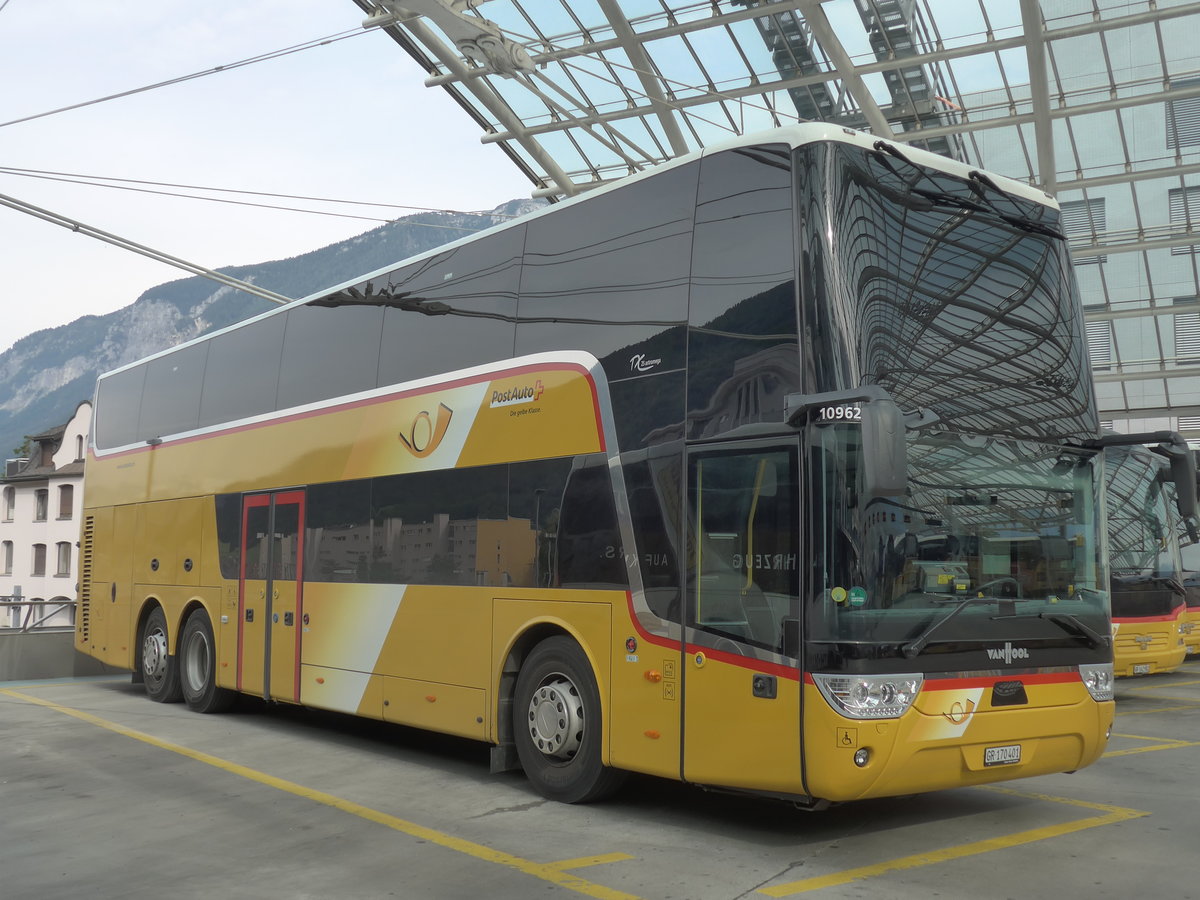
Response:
1114,701,1200,716
757,786,1147,897
1125,678,1200,690
1105,732,1200,757
1,688,644,900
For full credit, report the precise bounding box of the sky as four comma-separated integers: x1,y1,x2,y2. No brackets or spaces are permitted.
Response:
0,0,533,354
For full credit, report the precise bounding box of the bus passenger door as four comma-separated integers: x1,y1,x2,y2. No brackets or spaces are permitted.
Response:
238,490,305,703
682,444,804,794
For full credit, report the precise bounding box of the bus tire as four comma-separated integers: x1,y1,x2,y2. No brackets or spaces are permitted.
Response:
513,636,626,803
141,607,182,703
179,609,236,714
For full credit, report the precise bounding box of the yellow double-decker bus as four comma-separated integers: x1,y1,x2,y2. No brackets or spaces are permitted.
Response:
1180,532,1200,658
1104,443,1190,676
78,126,1123,806
1181,571,1200,656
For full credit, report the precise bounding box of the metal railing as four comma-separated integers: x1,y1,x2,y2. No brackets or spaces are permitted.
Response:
1,590,76,633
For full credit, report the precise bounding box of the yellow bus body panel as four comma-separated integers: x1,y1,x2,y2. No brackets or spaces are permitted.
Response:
607,633,683,781
1112,612,1187,676
682,654,803,794
803,678,1113,802
1181,607,1200,655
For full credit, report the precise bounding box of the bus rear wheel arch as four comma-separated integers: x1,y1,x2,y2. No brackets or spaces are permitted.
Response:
512,635,626,803
179,608,236,714
140,606,182,703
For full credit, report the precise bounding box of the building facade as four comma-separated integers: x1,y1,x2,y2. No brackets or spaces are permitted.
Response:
0,401,90,630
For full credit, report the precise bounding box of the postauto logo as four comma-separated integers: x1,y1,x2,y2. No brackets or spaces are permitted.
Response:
489,379,544,408
398,402,453,458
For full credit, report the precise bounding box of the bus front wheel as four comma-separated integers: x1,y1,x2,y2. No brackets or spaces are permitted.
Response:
513,636,625,803
141,607,182,703
179,610,236,714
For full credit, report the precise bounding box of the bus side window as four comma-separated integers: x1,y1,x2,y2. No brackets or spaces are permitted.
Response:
623,451,684,622
214,493,243,580
688,447,799,653
555,455,628,589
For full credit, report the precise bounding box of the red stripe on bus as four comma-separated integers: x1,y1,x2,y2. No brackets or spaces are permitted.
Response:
802,670,1082,687
1113,610,1184,623
621,592,800,681
922,671,1081,689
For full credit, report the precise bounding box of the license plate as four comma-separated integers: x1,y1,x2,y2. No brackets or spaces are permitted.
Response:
984,744,1021,767
1133,663,1151,675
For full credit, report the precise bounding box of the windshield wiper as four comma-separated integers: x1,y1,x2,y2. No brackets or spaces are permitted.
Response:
995,612,1110,651
900,591,1030,659
968,170,1066,241
870,140,1065,240
1038,613,1110,650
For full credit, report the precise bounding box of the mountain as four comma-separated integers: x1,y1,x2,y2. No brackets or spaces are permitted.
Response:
0,199,544,456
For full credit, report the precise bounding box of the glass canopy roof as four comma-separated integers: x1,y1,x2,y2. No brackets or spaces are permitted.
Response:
348,0,1200,436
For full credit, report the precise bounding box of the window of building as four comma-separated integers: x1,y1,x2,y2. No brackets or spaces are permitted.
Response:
2,486,13,521
34,489,48,522
1086,320,1113,371
1170,186,1200,255
56,542,71,576
1059,198,1107,264
75,434,84,461
32,544,46,577
2,541,12,575
58,484,74,519
1173,299,1200,365
1167,78,1200,149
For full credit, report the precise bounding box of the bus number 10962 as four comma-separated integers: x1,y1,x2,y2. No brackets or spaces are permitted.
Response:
817,405,862,422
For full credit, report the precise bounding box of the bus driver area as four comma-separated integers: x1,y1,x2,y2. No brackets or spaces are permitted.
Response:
1,662,1196,899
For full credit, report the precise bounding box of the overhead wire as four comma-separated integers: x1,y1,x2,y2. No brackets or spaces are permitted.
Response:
0,167,521,232
0,190,296,306
0,26,372,129
0,166,520,219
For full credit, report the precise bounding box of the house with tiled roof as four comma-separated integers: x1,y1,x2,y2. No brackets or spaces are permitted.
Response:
0,402,90,630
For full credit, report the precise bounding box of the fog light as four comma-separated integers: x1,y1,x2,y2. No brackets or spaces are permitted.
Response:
853,748,870,767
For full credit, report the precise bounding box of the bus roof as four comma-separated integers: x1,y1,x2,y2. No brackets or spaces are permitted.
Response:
96,124,1055,384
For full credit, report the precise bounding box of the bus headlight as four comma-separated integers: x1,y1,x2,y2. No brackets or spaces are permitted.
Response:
813,673,923,719
1078,663,1113,702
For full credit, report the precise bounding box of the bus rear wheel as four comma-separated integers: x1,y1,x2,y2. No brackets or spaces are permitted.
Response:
141,607,182,703
513,636,626,803
179,610,236,714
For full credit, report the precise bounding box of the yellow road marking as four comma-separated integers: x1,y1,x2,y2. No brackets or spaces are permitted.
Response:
546,854,636,871
757,786,1147,897
1104,733,1200,757
1126,678,1200,690
2,688,643,900
1115,702,1200,716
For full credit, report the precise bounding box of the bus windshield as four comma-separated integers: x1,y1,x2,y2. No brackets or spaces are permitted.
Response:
808,425,1107,649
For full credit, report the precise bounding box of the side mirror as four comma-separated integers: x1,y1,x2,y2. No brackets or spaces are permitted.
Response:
861,397,908,496
1163,442,1199,540
785,386,908,497
1093,430,1200,540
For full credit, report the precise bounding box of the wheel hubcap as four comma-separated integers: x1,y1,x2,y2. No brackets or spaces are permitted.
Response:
527,675,584,760
183,630,210,692
143,626,168,686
